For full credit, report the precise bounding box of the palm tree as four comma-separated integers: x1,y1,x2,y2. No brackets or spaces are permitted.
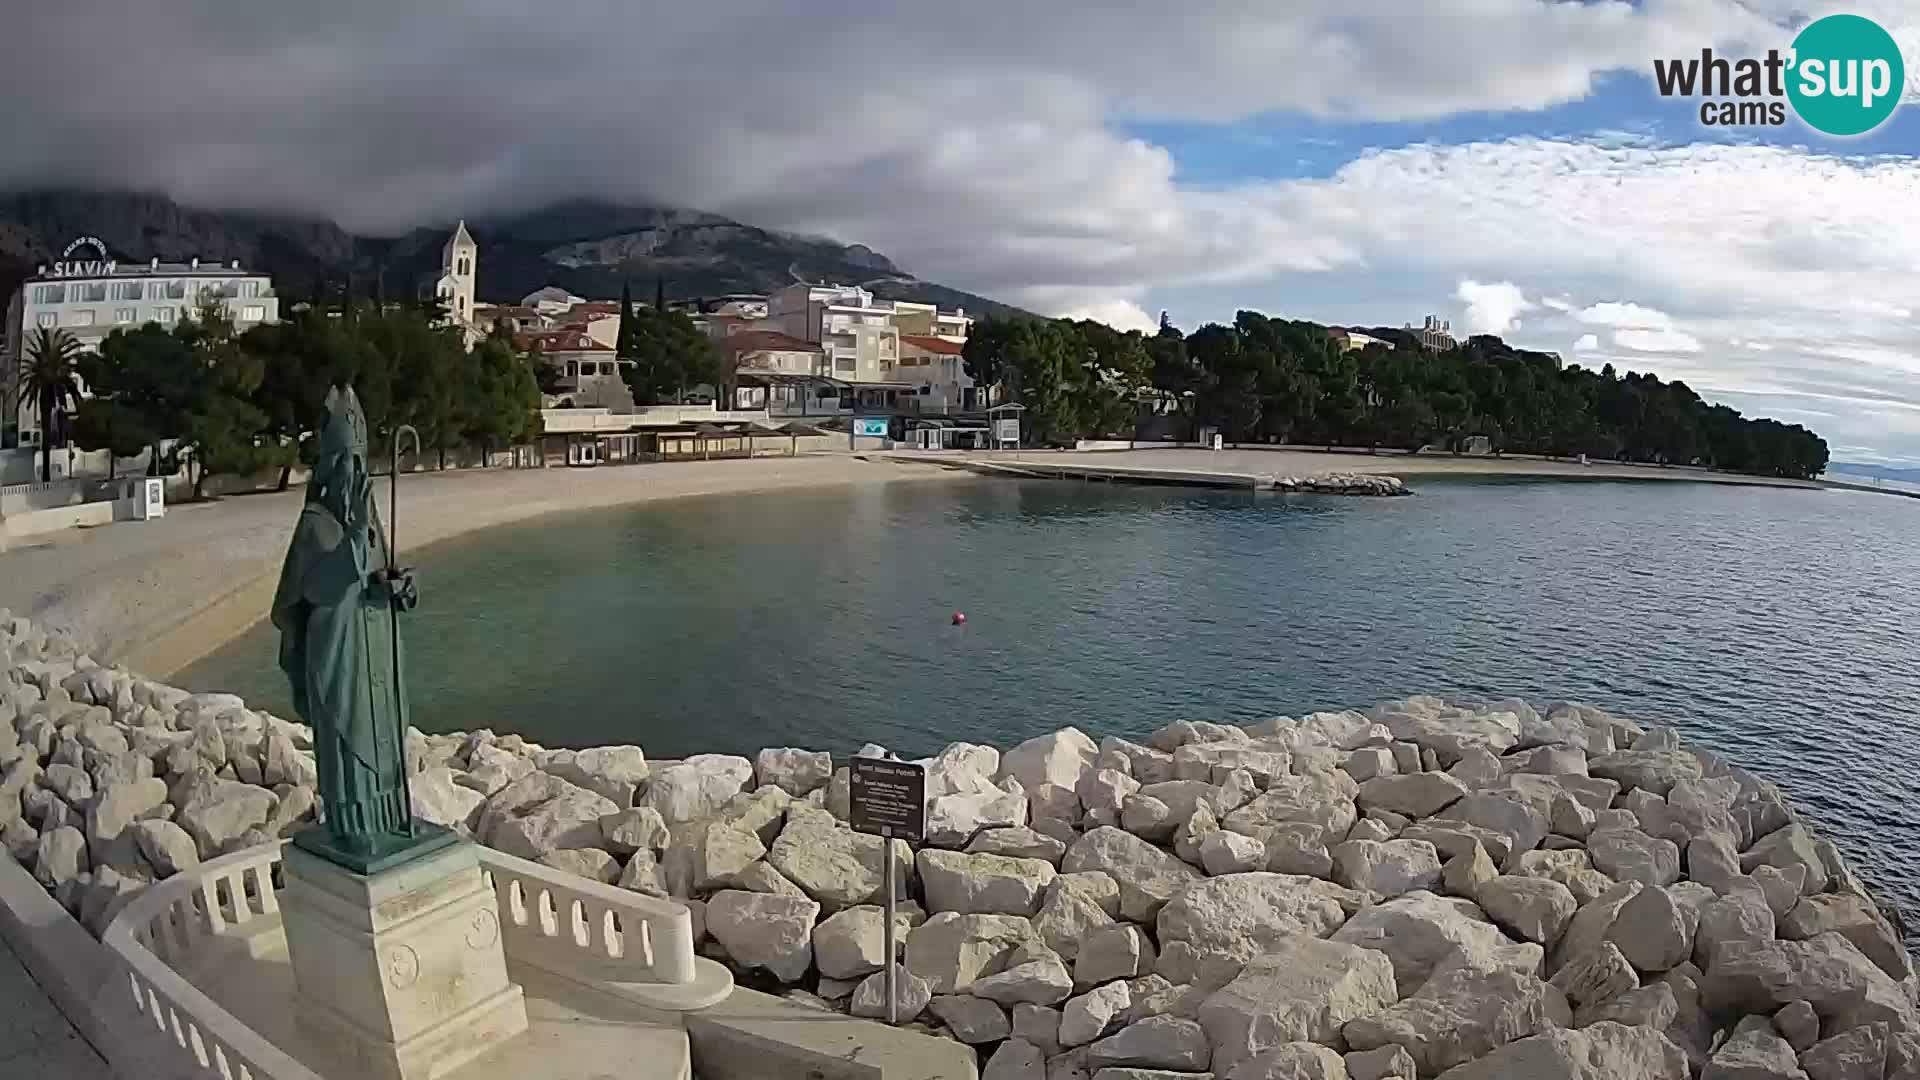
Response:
20,326,85,483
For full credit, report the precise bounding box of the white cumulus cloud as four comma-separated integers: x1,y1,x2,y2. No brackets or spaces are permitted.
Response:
1455,280,1535,335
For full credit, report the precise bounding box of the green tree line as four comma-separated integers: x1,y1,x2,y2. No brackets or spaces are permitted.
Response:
22,298,543,496
614,280,723,406
964,311,1829,480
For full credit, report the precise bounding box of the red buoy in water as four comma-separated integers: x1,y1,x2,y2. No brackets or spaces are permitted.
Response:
951,611,967,626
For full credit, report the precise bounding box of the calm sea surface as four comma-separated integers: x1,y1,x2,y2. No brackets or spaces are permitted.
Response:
183,475,1920,924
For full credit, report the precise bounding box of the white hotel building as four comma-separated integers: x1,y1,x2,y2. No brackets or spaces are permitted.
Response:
3,238,279,448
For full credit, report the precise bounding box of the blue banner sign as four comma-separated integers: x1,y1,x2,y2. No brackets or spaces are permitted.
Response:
854,417,890,438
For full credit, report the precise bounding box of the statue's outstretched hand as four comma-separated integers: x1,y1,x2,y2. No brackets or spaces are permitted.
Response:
375,567,419,611
348,472,373,535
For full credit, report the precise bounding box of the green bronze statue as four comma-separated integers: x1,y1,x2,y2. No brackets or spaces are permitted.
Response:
273,386,452,872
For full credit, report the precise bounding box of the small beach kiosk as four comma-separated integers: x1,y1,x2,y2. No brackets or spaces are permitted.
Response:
987,402,1025,450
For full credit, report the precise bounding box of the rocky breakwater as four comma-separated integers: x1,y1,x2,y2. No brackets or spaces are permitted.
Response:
1274,473,1410,496
3,608,1917,1080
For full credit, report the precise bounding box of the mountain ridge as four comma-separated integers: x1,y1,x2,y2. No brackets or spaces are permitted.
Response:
0,189,1028,320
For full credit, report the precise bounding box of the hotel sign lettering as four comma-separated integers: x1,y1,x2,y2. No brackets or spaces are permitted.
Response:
49,236,112,278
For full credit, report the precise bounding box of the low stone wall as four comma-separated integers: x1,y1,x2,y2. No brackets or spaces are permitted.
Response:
3,608,1915,1080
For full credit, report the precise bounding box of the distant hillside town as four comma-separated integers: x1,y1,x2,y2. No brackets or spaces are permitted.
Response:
1,219,1827,491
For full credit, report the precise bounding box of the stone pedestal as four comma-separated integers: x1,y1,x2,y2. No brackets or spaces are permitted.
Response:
282,838,528,1080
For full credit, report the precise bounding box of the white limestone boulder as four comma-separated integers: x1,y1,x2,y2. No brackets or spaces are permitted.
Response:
409,766,486,835
642,754,753,823
1588,750,1702,797
1779,893,1910,982
1199,830,1267,876
1223,1044,1348,1080
1062,827,1204,924
1197,935,1396,1074
753,747,833,796
1330,839,1442,899
1798,1024,1889,1080
1549,939,1638,1007
905,911,1041,994
1329,889,1512,996
1086,1015,1212,1072
1701,1015,1805,1080
1477,874,1577,946
1588,827,1681,887
599,806,671,856
1356,772,1469,818
175,780,277,860
927,784,1030,848
1741,823,1830,896
33,825,89,888
1222,774,1356,849
1000,728,1099,818
1342,961,1571,1077
1347,1044,1418,1080
924,994,1008,1044
705,889,818,981
1073,923,1157,990
923,742,1003,796
484,775,619,860
767,805,909,909
1033,872,1120,960
1606,885,1695,974
86,777,167,862
918,848,1057,917
1374,706,1519,765
849,963,933,1022
1060,981,1132,1048
1434,792,1548,872
130,819,199,878
1157,872,1361,964
811,903,921,980
968,826,1069,865
1692,882,1776,972
537,848,621,885
973,946,1074,1007
1431,1021,1688,1080
1704,932,1913,1032
982,1038,1045,1080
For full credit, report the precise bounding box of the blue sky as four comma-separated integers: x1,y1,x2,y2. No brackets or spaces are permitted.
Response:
7,1,1920,463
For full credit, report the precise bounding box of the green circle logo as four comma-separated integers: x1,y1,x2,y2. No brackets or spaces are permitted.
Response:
1787,14,1905,136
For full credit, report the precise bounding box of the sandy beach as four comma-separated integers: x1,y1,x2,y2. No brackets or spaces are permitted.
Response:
0,454,962,679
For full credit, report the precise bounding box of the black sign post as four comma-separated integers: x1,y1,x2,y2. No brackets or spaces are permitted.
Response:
847,757,926,1023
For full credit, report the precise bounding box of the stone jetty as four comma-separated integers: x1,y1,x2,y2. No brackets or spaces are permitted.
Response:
2,609,1914,1080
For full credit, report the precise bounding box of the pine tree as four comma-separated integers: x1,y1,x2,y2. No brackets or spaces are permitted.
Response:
617,281,635,362
654,276,666,312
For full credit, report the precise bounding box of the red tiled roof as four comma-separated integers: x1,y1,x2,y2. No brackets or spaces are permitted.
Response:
515,328,608,352
901,334,964,355
567,302,621,317
725,330,822,354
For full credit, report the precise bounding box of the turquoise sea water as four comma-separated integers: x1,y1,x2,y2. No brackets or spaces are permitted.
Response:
182,475,1920,924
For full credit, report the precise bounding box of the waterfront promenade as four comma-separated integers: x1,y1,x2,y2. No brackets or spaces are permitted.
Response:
0,935,108,1077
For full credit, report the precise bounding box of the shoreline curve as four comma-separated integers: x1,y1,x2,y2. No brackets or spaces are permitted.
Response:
0,455,964,680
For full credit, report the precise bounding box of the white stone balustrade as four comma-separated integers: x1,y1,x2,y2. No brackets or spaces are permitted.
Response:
102,840,732,1080
104,845,323,1080
477,848,732,1009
